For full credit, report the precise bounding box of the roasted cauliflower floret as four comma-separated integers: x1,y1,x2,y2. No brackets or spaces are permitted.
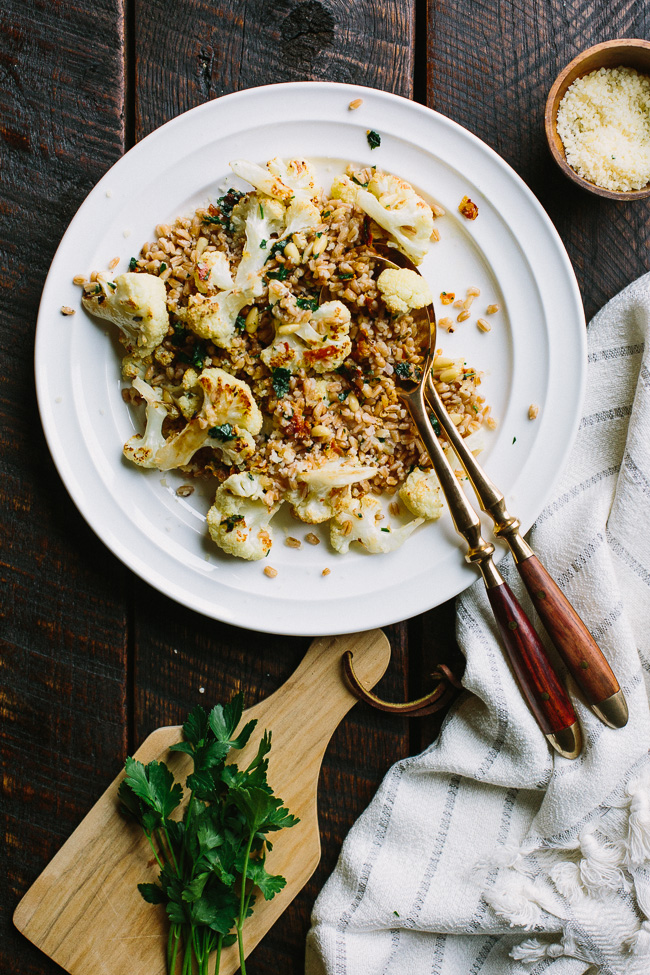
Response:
229,160,296,204
193,251,234,293
398,468,443,521
302,301,353,372
233,194,286,298
266,157,321,202
178,290,249,348
123,377,171,468
260,292,352,374
330,495,424,554
282,198,321,238
206,472,280,561
331,172,435,264
155,368,262,471
82,272,169,354
286,461,378,524
173,367,203,420
377,267,433,316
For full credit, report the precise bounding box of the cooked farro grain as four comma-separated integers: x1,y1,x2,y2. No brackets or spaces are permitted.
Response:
487,303,499,314
61,306,76,315
305,533,321,545
285,536,302,549
477,318,491,332
348,98,363,110
176,484,195,497
264,566,278,578
322,567,331,575
528,403,539,420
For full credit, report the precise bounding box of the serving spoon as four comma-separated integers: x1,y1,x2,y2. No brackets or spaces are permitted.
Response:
364,247,581,758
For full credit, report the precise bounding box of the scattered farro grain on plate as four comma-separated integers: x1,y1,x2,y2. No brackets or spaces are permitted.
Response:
528,403,539,420
348,98,363,110
322,567,331,576
60,306,76,316
264,566,278,578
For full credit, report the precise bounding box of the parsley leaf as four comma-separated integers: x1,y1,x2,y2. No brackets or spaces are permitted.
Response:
394,361,411,378
128,257,138,271
271,367,292,398
208,423,236,442
296,296,319,311
366,129,381,149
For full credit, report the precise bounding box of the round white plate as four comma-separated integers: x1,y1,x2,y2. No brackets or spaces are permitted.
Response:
36,82,586,637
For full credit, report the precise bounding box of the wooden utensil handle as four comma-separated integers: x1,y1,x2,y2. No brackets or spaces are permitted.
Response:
517,554,620,704
486,580,577,735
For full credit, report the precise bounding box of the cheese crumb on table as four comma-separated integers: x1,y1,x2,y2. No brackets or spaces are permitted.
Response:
556,66,650,192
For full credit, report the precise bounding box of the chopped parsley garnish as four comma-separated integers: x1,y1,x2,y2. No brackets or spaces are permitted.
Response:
429,413,441,436
159,262,167,273
171,322,189,347
395,361,412,378
259,203,264,218
107,281,117,290
271,367,292,398
338,271,354,280
260,239,267,248
351,176,369,187
222,514,244,532
208,423,236,442
235,313,247,333
128,257,138,271
265,266,289,282
381,527,390,533
203,189,244,229
296,296,319,311
265,240,287,262
512,436,517,444
180,344,206,369
322,210,331,218
366,129,381,150
338,390,349,402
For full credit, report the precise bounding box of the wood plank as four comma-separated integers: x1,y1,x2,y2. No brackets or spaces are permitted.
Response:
132,2,417,971
0,3,128,974
426,0,650,319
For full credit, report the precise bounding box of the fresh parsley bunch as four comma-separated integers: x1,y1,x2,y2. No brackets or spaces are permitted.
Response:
118,693,299,975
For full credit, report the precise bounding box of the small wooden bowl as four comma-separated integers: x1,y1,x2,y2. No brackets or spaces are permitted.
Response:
545,38,650,201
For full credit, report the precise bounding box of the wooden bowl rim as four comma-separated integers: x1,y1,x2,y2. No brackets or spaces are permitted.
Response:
545,38,650,201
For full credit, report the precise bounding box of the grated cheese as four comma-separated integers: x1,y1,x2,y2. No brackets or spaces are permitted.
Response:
556,66,650,191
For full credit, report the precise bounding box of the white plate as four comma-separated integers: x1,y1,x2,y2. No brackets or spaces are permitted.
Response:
35,82,586,637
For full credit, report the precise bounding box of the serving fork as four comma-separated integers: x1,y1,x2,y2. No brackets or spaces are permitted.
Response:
348,248,583,758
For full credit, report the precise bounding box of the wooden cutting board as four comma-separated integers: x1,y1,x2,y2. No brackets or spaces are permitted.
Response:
14,629,390,975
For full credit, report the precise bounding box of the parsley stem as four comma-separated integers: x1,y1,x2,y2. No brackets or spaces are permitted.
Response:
144,830,165,872
168,924,181,975
162,824,180,876
214,934,223,975
237,830,256,975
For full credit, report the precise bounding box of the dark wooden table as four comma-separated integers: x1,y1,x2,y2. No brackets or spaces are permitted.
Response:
3,2,650,973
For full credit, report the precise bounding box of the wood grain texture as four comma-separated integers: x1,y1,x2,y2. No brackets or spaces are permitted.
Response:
1,3,129,975
426,0,650,319
486,582,577,736
130,2,418,972
518,555,620,705
14,632,391,975
134,0,415,138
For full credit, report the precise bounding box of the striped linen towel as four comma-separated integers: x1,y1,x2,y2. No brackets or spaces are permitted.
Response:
306,275,650,975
